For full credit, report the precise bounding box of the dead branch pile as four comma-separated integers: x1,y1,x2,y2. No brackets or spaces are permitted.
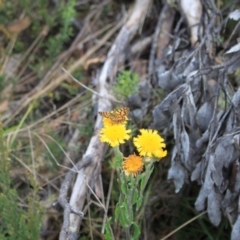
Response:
151,2,240,240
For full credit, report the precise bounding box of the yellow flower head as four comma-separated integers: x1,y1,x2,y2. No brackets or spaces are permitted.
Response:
122,154,144,176
133,129,167,158
100,124,131,147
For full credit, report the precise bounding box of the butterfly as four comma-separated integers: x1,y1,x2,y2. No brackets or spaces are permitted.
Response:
99,107,129,124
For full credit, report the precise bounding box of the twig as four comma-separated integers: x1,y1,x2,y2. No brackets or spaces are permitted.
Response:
157,7,176,59
191,52,240,79
57,158,92,240
148,4,168,75
62,68,123,104
160,211,207,240
101,168,115,234
5,92,90,137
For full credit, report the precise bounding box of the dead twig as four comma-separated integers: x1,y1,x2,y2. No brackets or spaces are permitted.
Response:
148,4,169,75
57,158,92,240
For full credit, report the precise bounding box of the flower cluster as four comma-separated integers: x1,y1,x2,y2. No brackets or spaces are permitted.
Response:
99,107,167,176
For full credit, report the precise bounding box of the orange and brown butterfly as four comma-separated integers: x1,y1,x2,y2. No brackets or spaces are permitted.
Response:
99,107,129,124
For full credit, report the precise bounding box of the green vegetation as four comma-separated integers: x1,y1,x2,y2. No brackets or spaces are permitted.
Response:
0,0,77,76
112,70,139,100
0,123,43,239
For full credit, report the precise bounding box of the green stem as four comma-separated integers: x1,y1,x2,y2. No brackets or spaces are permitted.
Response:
141,162,154,193
125,227,131,240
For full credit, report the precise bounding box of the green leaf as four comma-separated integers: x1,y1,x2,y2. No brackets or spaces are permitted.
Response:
114,203,121,222
132,188,139,205
118,202,132,227
104,217,114,240
121,181,127,195
131,222,141,240
136,195,143,211
140,163,154,193
140,173,147,193
113,147,124,170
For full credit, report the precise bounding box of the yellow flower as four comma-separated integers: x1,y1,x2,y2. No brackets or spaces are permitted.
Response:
122,154,144,176
133,129,167,158
100,124,131,147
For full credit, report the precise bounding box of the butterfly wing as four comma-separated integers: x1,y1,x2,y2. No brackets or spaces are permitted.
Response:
99,107,129,123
